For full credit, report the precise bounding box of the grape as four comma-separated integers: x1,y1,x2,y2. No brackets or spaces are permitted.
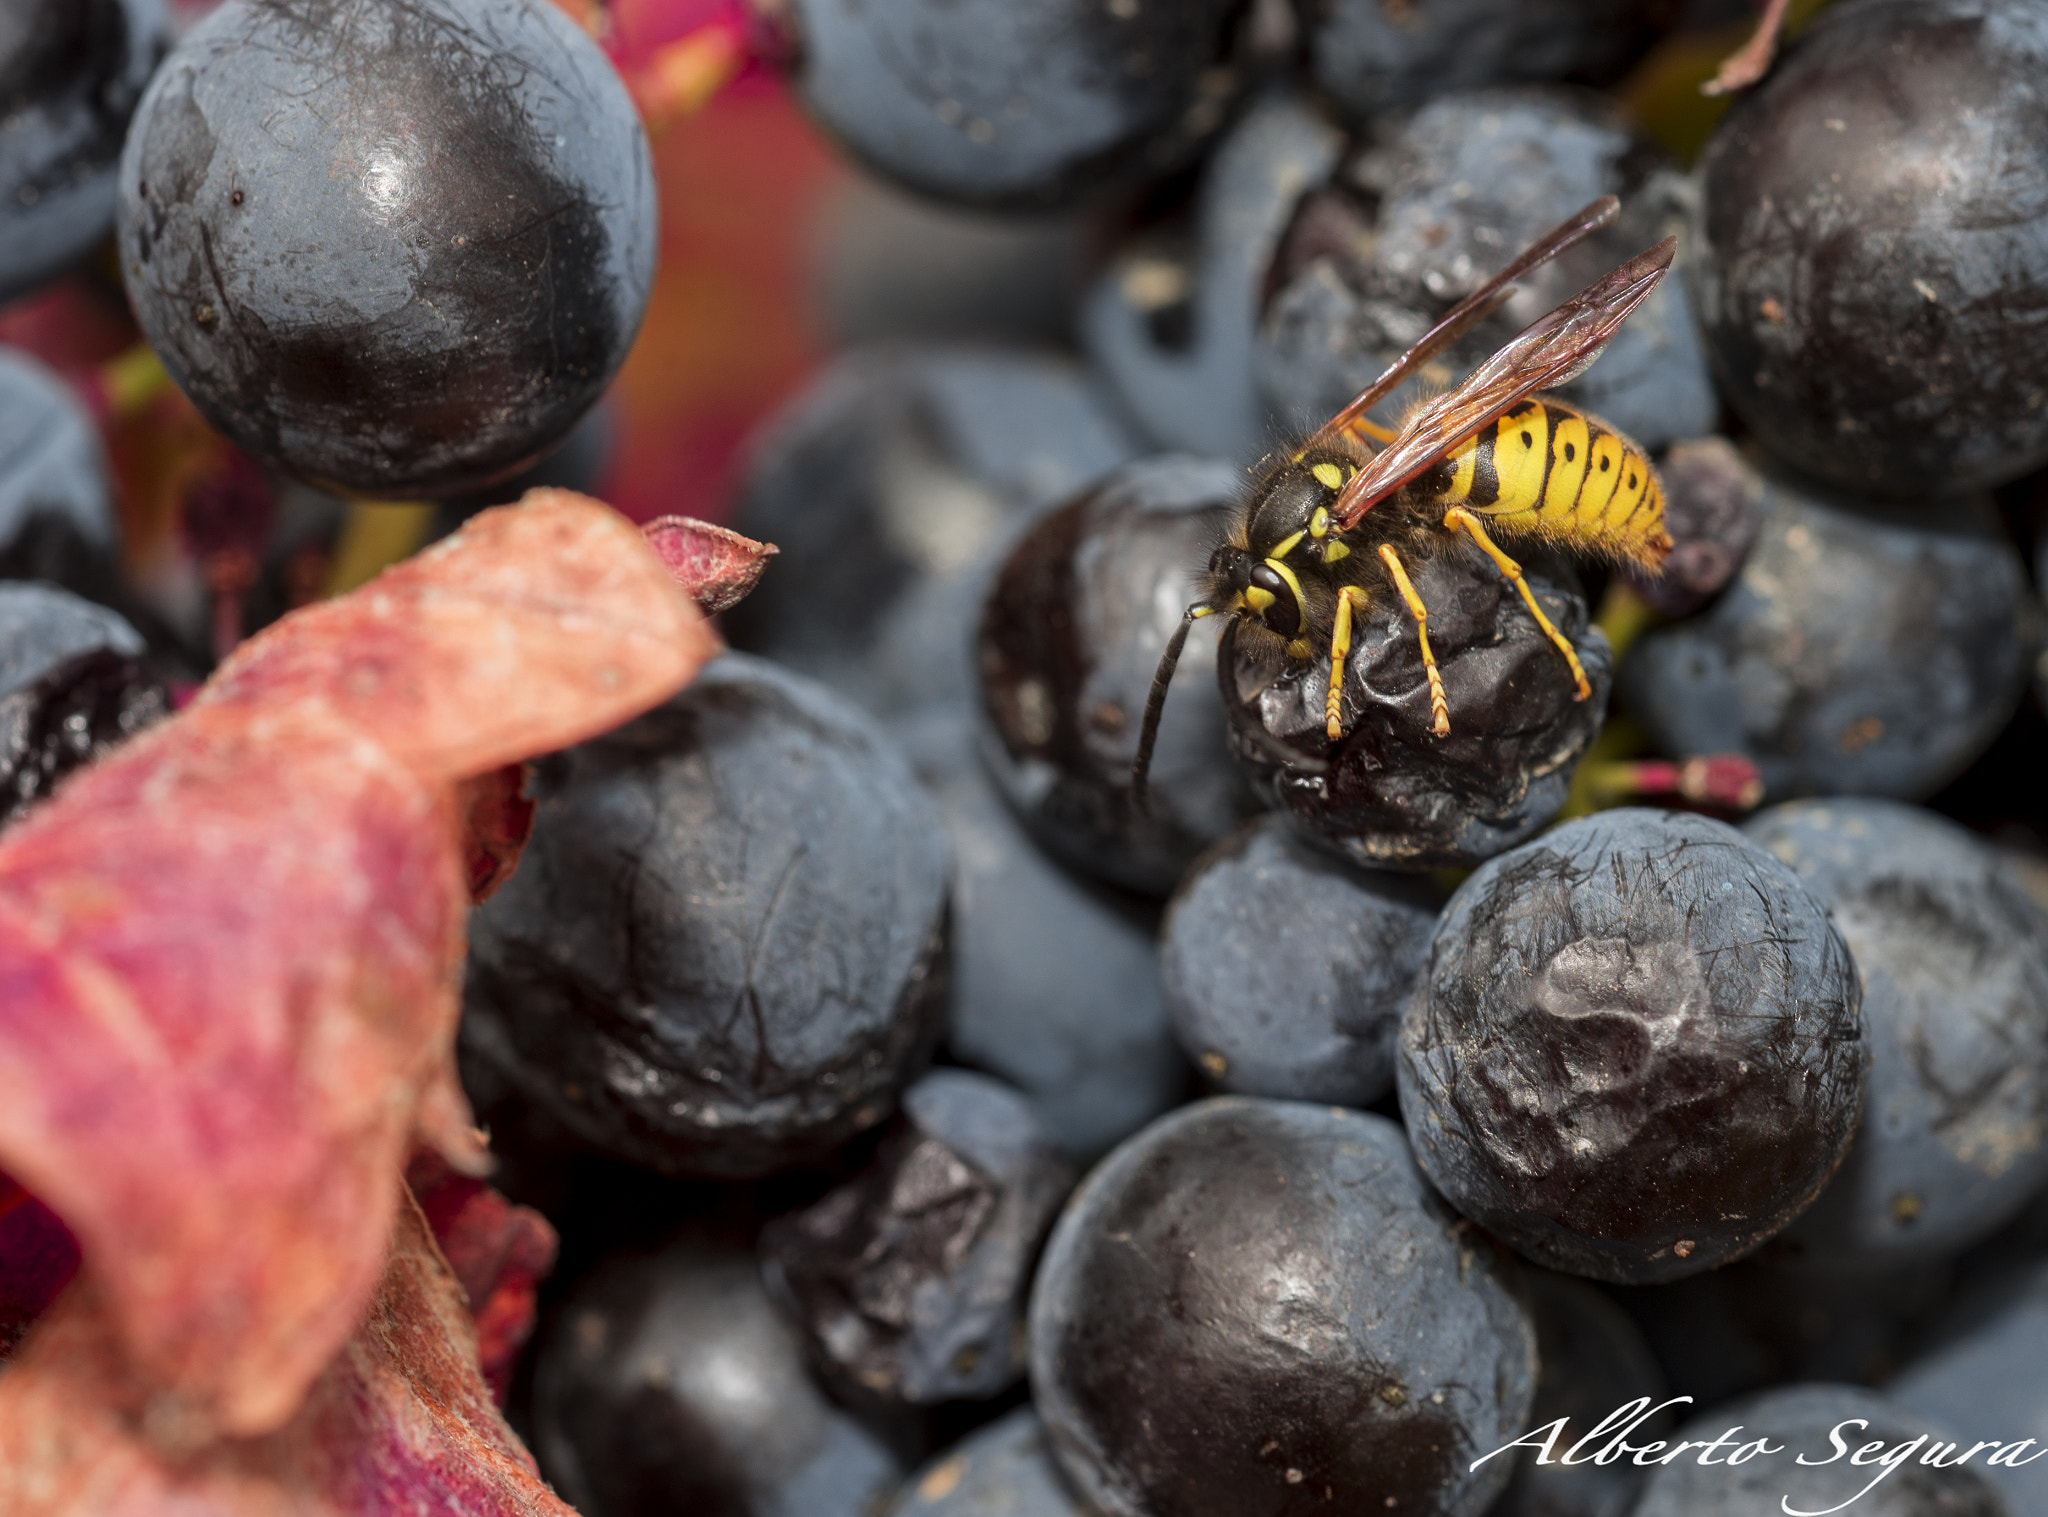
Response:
117,0,655,497
784,0,1248,210
0,0,163,302
1696,0,2048,496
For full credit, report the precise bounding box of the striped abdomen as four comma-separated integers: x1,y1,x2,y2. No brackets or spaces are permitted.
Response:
1433,398,1671,568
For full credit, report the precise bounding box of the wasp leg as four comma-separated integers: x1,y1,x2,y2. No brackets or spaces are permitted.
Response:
1298,415,1398,466
1442,506,1593,701
1375,546,1451,738
1341,415,1399,447
1325,584,1371,741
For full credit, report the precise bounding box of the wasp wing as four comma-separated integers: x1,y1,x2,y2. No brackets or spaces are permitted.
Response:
1296,195,1622,459
1327,235,1678,530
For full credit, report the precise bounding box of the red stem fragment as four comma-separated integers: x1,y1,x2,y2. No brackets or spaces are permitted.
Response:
405,1151,557,1405
1702,0,1794,96
588,0,790,134
1584,754,1767,811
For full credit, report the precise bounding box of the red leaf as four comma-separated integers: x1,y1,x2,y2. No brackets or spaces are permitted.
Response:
201,487,719,785
0,1190,576,1516
405,1151,557,1404
458,765,537,905
0,701,464,1439
640,514,777,614
0,489,716,1440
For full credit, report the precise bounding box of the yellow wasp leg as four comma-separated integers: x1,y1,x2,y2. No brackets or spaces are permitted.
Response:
1294,414,1395,465
1325,583,1371,741
1342,415,1399,446
1375,546,1451,738
1442,506,1593,702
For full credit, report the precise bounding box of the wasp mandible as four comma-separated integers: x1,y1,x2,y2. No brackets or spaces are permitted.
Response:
1133,195,1677,798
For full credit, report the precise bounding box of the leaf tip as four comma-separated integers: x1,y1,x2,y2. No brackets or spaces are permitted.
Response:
640,516,778,615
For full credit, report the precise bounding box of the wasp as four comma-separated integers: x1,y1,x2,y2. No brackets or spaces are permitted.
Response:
1133,195,1676,797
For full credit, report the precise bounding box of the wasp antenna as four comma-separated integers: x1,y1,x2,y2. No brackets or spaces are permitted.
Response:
1132,603,1208,814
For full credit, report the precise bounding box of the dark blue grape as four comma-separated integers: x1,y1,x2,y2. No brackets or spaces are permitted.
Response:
1082,94,1344,465
816,176,1088,351
1746,800,2048,1269
1161,814,1438,1105
1492,1270,1672,1517
976,453,1258,894
0,582,166,825
1623,434,1763,618
759,1070,1073,1408
1399,808,1865,1283
117,0,654,497
889,1408,1085,1517
783,0,1249,210
461,654,949,1179
1302,0,1675,121
533,1238,904,1517
1611,1256,1955,1419
1256,86,1715,456
1030,1098,1536,1517
726,346,1140,718
1891,1258,2048,1516
926,724,1190,1161
0,346,123,599
1697,0,2048,497
1620,460,2039,802
0,0,163,302
1220,547,1609,872
2037,537,2048,714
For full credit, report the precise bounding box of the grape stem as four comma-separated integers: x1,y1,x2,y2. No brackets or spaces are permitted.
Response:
1702,0,1794,96
1578,755,1765,811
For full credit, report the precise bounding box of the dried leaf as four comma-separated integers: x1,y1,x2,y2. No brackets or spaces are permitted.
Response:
0,490,714,1440
0,1191,576,1517
201,488,718,785
640,514,778,614
0,701,463,1439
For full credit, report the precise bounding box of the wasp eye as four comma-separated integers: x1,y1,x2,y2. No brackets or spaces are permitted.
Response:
1247,562,1301,640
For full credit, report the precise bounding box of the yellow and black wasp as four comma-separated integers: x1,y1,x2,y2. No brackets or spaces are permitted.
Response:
1133,195,1676,794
